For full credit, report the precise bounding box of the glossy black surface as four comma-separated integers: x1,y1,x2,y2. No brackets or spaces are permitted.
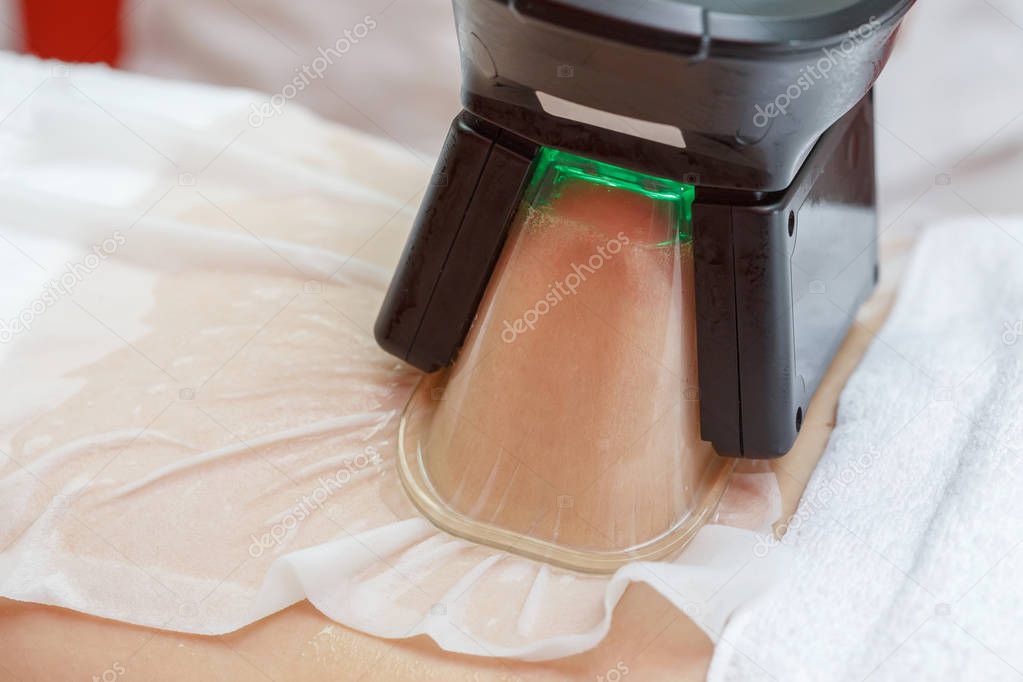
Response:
693,95,877,458
376,0,912,460
374,113,537,371
458,0,912,191
511,0,911,47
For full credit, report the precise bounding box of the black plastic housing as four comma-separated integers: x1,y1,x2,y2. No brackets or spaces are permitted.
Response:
375,113,537,372
375,0,914,459
693,96,877,457
455,0,911,192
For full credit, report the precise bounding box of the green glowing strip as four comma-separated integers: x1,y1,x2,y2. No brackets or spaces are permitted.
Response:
525,147,696,243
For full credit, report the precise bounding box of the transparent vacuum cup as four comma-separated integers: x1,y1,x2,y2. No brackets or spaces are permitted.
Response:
398,149,733,573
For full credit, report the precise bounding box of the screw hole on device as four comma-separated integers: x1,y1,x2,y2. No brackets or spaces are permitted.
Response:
788,211,796,237
795,407,803,432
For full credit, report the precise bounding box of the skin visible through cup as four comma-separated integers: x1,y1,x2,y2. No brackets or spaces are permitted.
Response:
414,176,727,555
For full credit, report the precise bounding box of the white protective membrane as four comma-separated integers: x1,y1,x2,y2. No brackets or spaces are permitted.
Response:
0,55,787,660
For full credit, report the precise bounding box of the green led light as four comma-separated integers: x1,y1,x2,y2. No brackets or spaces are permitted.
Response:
525,147,696,243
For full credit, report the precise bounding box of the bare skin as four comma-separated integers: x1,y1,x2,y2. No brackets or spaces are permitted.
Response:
419,180,724,559
0,184,896,681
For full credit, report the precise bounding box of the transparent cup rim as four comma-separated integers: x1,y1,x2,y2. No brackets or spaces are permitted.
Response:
396,372,736,574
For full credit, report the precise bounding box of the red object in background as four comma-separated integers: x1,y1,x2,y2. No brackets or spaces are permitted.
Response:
21,0,123,65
